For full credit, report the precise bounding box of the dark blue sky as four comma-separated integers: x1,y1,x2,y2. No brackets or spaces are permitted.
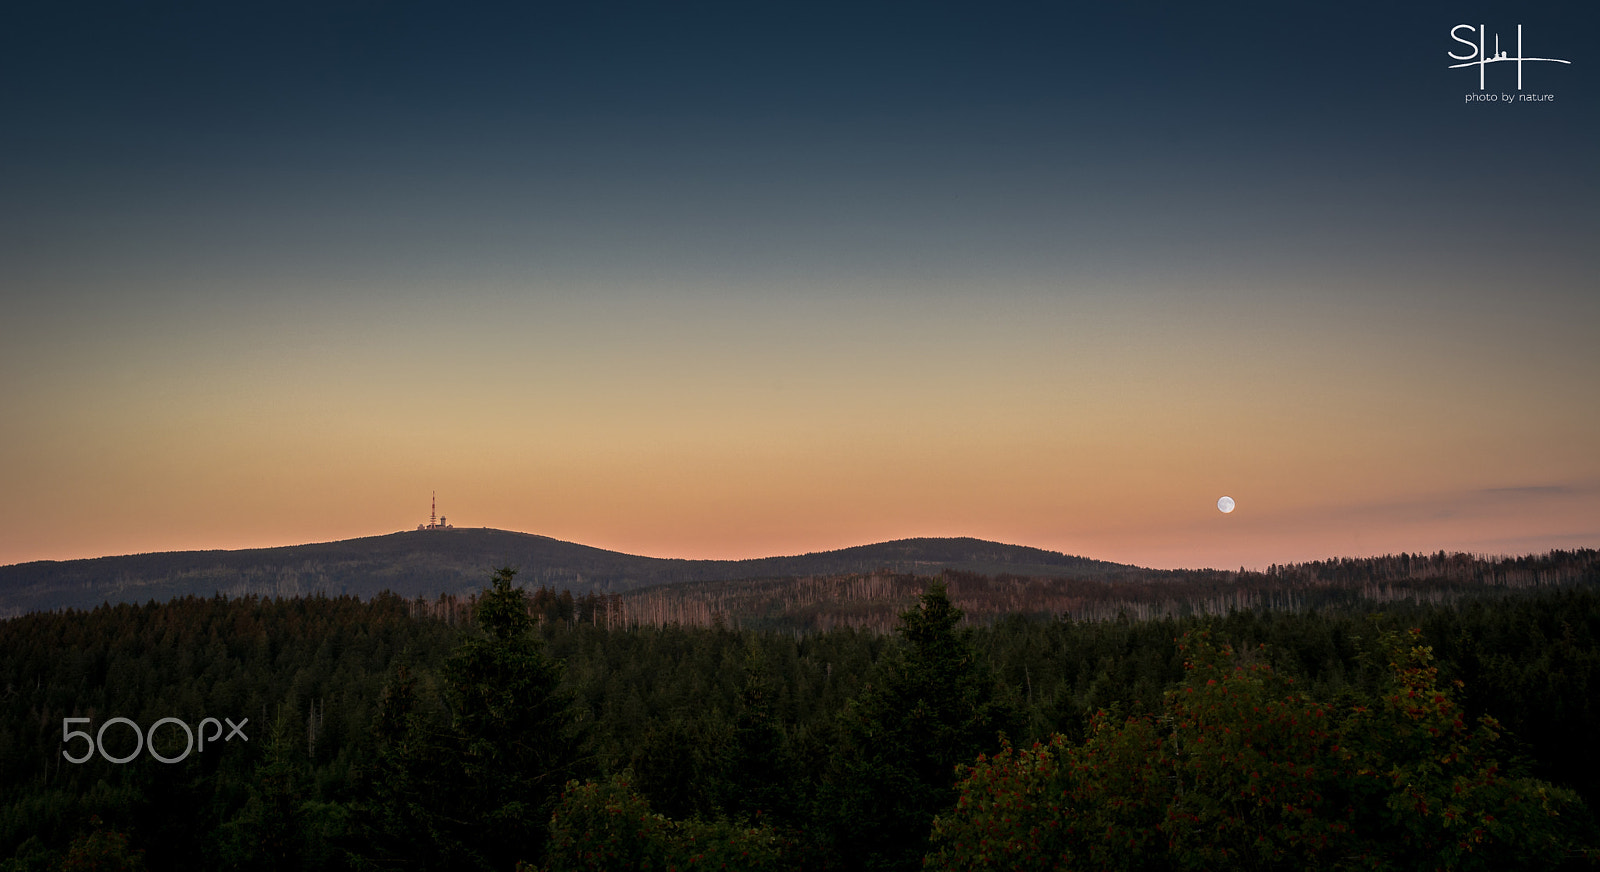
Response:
4,1,1594,292
6,2,1593,180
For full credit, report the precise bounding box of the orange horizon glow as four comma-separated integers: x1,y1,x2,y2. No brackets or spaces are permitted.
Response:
4,278,1597,572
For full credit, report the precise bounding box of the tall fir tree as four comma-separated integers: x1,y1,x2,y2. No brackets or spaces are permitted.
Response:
355,568,584,871
726,645,799,823
818,580,1021,872
443,567,585,869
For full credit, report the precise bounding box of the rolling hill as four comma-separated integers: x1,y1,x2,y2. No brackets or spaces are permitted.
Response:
0,529,1129,616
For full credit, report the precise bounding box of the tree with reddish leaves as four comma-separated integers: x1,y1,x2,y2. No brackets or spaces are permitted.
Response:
59,816,145,872
926,629,1596,871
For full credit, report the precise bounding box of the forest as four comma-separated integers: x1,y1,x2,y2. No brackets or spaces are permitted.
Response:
3,564,1599,870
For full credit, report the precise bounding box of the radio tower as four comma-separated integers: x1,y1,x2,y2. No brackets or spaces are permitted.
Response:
417,491,452,531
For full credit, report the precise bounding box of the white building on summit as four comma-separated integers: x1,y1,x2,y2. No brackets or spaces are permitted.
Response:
417,492,454,530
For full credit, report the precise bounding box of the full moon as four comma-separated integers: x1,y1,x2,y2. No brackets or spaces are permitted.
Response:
1217,496,1236,514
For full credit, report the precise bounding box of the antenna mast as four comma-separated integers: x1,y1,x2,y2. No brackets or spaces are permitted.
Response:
430,491,437,528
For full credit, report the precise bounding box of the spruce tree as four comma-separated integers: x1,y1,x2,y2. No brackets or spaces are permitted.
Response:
819,579,1020,871
442,567,584,870
356,568,583,871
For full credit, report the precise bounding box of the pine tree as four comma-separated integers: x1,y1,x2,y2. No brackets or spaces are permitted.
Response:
354,664,455,870
726,646,799,823
440,567,584,870
354,568,584,871
819,580,1021,871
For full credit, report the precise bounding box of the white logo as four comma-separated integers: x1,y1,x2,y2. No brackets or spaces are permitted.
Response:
62,716,248,764
1449,25,1571,90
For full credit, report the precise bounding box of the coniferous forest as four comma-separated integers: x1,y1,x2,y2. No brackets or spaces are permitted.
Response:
4,567,1600,870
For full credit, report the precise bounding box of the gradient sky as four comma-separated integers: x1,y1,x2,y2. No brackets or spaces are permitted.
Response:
2,0,1596,570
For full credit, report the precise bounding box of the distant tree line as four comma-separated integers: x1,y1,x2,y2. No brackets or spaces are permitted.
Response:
595,549,1600,634
3,569,1599,869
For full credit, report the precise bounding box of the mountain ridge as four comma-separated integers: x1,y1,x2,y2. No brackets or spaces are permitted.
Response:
0,529,1131,616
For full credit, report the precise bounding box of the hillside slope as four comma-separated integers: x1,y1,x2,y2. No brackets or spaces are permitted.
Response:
0,529,1127,615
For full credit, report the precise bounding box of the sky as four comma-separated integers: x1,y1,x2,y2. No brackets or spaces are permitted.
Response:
1,0,1596,571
